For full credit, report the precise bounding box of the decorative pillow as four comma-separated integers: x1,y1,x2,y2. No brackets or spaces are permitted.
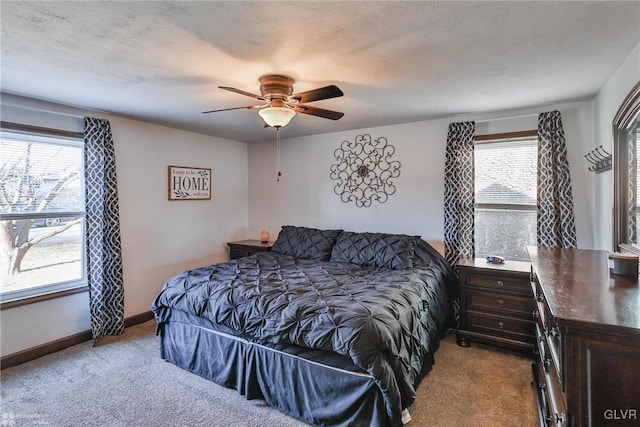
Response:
271,226,342,261
329,231,421,270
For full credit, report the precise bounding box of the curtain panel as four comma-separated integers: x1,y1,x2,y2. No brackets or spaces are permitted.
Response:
444,121,476,266
84,117,125,343
536,111,577,248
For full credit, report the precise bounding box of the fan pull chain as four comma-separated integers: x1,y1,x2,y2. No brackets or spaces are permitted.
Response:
276,127,282,182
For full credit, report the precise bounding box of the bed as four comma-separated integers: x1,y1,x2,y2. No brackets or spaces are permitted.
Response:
152,226,457,427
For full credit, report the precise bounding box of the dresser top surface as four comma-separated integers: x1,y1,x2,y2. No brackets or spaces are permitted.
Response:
456,257,531,274
528,247,640,331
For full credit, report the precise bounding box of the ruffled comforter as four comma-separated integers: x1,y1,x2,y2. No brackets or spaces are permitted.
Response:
153,243,455,425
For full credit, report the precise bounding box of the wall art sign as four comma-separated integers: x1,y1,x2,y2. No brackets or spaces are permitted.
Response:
168,166,211,200
329,134,401,207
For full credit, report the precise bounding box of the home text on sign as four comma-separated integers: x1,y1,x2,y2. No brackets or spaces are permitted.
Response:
168,166,211,200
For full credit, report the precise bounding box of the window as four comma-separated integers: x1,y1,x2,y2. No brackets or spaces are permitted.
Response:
474,134,538,261
633,124,640,244
0,126,86,303
612,81,640,252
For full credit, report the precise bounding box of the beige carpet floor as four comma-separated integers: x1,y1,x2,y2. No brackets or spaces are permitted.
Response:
411,334,537,426
1,321,537,426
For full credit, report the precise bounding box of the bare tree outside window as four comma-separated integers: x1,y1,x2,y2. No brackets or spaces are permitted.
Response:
0,132,85,299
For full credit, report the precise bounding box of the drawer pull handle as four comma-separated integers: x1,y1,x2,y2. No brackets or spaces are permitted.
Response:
543,358,552,371
498,321,504,329
496,280,504,287
555,413,566,424
550,326,560,338
536,293,544,302
497,299,505,307
533,310,540,319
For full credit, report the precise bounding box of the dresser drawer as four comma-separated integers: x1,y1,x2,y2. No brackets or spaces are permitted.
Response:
533,279,564,389
534,355,568,427
466,311,535,342
463,272,531,295
546,360,568,427
545,323,563,387
535,323,556,378
532,362,553,427
467,289,535,317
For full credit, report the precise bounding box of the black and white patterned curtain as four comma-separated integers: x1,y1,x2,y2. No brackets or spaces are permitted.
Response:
537,111,577,248
444,121,476,265
84,117,125,344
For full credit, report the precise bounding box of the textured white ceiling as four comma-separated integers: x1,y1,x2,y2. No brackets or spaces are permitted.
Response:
2,1,639,142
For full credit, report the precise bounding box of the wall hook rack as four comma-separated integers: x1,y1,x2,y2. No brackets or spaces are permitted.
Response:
585,145,612,173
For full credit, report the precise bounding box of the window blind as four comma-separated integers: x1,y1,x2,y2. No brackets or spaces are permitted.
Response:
0,131,84,214
475,138,538,207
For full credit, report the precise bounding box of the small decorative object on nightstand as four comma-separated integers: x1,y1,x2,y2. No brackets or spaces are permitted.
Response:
260,230,270,244
227,239,273,260
456,257,535,354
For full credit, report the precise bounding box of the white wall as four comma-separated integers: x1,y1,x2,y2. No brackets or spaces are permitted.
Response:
593,43,640,250
249,120,451,243
3,42,637,357
1,94,248,356
248,101,595,250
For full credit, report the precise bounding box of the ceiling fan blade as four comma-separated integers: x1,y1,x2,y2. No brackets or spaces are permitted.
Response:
219,86,264,100
290,85,343,104
202,105,261,114
295,104,344,120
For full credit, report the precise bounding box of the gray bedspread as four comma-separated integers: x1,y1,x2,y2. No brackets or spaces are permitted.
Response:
152,241,455,425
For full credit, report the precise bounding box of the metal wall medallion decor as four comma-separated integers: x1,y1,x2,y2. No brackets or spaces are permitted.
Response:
330,134,401,207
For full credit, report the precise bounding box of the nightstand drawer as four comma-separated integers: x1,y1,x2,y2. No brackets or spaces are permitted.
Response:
227,240,274,260
467,311,535,342
464,272,530,295
467,289,535,316
230,248,257,259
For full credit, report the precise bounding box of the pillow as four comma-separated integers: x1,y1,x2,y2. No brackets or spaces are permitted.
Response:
329,231,421,270
271,226,342,261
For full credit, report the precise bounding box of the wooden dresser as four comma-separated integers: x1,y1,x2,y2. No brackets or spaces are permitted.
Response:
456,258,535,354
528,247,640,427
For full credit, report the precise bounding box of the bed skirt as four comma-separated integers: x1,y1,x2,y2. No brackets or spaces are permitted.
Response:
159,318,391,427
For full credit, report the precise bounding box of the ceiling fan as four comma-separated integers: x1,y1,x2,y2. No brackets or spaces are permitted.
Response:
202,74,344,128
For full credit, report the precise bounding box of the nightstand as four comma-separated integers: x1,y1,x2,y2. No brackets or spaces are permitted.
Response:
227,239,273,260
456,257,535,354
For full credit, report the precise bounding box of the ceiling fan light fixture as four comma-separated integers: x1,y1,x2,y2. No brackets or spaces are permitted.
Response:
258,106,296,128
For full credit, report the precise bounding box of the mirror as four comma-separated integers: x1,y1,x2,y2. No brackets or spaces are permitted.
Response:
612,81,640,252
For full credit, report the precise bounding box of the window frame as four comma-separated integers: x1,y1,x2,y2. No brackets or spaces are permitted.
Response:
612,81,640,253
0,121,87,308
474,130,538,260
